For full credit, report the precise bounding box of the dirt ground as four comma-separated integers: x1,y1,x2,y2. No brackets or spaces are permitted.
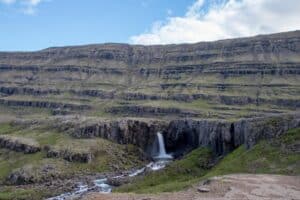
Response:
83,174,300,200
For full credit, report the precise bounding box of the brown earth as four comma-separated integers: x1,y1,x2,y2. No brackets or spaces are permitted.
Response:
83,174,300,200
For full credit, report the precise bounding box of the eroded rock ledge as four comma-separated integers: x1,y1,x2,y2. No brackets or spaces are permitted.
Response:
0,99,91,110
1,85,298,109
66,119,167,155
0,135,41,154
59,113,300,157
45,147,93,163
165,114,300,156
106,105,200,117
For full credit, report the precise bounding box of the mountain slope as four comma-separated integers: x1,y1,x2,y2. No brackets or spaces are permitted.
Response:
0,30,299,121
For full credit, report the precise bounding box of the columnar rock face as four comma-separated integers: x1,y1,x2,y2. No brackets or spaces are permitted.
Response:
69,119,168,154
62,114,299,157
165,114,300,156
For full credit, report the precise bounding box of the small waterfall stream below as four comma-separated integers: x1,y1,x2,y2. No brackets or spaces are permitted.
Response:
48,132,173,200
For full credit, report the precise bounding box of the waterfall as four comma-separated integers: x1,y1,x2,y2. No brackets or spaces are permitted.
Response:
48,132,173,199
154,132,173,160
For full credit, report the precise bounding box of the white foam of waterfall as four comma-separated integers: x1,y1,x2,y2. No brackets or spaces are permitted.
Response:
154,132,173,160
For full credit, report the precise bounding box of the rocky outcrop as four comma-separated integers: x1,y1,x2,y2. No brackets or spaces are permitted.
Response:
165,114,300,157
139,63,300,79
0,136,41,154
45,148,93,163
118,92,300,108
70,89,115,99
205,94,295,108
0,99,91,110
120,93,162,101
6,164,62,185
0,64,124,75
214,95,300,108
107,176,131,187
106,105,200,117
68,119,167,154
0,86,60,96
1,86,298,108
1,31,299,67
66,114,300,158
160,83,293,90
120,92,195,102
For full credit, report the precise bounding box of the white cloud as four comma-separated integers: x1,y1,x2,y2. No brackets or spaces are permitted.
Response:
130,0,300,44
186,0,205,17
0,0,45,14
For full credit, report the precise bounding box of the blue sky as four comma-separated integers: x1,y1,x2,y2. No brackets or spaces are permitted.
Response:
1,0,300,51
0,0,194,51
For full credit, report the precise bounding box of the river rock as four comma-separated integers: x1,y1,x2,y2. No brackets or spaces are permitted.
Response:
107,176,131,187
198,187,210,193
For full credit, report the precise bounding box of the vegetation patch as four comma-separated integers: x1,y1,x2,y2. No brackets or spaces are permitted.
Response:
0,123,145,186
117,128,300,193
116,148,213,193
0,187,46,200
0,122,21,135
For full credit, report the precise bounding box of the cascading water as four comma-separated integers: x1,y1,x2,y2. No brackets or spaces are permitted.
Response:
48,132,173,199
149,132,173,170
154,132,173,160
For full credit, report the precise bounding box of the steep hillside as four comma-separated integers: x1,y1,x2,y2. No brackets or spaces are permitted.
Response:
0,30,299,121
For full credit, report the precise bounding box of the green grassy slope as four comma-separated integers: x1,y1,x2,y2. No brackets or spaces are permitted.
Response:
116,148,213,193
117,128,300,193
0,122,144,182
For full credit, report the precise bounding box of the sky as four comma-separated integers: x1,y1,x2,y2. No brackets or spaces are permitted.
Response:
0,0,300,51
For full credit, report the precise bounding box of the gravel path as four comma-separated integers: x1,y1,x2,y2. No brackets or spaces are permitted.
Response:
83,174,300,200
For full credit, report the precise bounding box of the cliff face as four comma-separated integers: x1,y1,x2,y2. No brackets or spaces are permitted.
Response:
0,135,41,154
59,114,299,157
0,31,299,121
1,31,299,67
165,114,300,156
68,119,167,155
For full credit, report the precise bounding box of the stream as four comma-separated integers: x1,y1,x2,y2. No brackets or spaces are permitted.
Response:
48,132,172,200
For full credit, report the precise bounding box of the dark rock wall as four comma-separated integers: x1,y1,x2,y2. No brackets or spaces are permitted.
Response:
106,106,200,117
0,99,91,110
165,114,300,157
67,114,300,158
0,136,41,154
71,119,168,155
